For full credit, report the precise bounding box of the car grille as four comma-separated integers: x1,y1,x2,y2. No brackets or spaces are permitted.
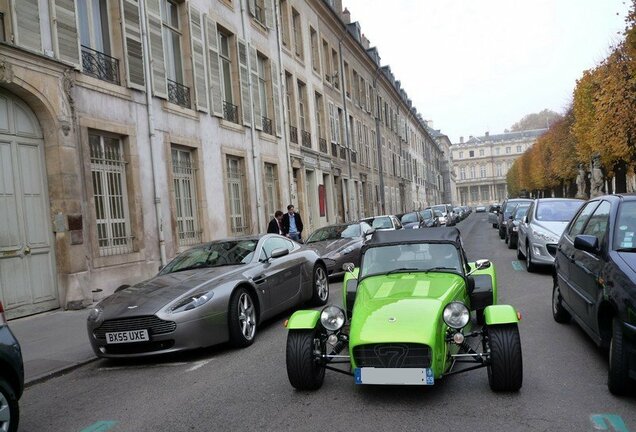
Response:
353,343,431,368
93,316,177,340
546,244,558,257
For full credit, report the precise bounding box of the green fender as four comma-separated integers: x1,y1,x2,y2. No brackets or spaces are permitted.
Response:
484,304,519,325
286,310,320,330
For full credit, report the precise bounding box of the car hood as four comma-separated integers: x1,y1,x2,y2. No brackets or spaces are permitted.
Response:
305,238,358,256
532,221,569,237
350,273,466,347
97,265,245,318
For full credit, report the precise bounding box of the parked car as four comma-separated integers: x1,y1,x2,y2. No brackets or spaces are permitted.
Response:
505,202,532,250
305,222,373,277
284,228,523,391
399,211,425,229
517,198,584,272
454,207,466,220
498,199,533,239
552,194,636,395
488,204,501,228
418,208,440,227
475,206,486,213
87,235,329,358
0,301,24,432
361,215,403,231
431,204,456,226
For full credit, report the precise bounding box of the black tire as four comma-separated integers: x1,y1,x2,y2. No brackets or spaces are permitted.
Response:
508,235,517,250
0,377,19,432
486,324,523,392
492,223,498,229
310,265,329,306
286,329,325,390
525,245,536,273
228,288,257,348
499,227,505,239
504,232,509,244
608,318,630,395
552,279,570,323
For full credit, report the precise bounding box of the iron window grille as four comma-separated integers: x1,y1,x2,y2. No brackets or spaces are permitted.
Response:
81,45,120,85
171,148,201,247
301,130,311,148
290,126,298,143
224,101,239,124
227,157,250,235
167,79,191,109
262,116,273,135
319,138,328,153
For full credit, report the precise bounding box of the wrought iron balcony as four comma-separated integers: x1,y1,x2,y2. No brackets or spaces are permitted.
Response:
290,126,298,144
81,45,120,85
331,142,338,157
262,116,273,135
301,130,311,148
351,151,357,164
319,138,328,153
339,146,347,160
223,101,239,124
167,79,191,109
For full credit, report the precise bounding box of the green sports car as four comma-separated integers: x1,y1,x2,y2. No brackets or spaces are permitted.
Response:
285,228,523,391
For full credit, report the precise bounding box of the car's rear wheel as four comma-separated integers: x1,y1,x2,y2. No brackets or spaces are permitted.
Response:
552,279,570,323
608,318,630,395
0,377,19,432
228,288,257,348
525,245,536,273
508,234,516,249
486,324,523,392
286,329,325,390
311,265,329,306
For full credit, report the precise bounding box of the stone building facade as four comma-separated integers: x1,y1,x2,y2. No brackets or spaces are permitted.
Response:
451,129,546,206
0,0,444,318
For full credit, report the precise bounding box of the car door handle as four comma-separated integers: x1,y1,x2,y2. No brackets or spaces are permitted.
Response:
253,275,267,285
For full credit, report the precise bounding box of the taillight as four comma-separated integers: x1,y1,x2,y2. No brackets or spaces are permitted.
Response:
0,301,6,325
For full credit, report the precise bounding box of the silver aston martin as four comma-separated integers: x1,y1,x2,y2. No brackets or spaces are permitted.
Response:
87,235,329,358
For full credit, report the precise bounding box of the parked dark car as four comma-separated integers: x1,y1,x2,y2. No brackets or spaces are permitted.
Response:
552,194,636,395
498,199,532,239
505,202,531,250
431,204,456,226
418,208,440,227
399,211,425,229
0,301,24,432
305,222,373,277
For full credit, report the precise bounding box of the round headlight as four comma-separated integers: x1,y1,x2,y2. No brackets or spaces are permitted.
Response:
87,306,104,326
320,305,345,331
443,302,470,329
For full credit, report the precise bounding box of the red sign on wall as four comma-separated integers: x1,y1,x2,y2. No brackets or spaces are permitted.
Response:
318,184,326,217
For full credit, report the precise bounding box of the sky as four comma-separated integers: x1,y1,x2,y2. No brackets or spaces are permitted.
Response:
342,0,631,143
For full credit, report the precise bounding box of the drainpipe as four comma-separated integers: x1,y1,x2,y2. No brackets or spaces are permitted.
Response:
139,0,166,266
239,1,265,233
372,69,386,214
338,40,355,222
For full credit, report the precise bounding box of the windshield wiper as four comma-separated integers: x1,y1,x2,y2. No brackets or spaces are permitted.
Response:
386,267,420,275
421,266,458,273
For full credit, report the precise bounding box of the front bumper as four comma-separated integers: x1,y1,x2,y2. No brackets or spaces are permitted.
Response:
528,241,557,265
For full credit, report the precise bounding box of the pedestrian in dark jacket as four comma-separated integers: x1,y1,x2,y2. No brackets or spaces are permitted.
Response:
267,210,284,234
281,205,303,242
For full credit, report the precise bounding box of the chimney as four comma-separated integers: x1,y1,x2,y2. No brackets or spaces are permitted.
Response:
361,33,370,49
342,7,351,24
485,131,489,138
460,136,464,144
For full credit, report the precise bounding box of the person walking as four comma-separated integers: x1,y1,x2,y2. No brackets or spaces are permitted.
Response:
282,205,304,242
267,210,284,234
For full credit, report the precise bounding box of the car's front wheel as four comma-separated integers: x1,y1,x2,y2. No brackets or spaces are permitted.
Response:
228,288,257,348
286,329,325,390
310,265,329,306
608,318,631,395
552,279,570,323
486,324,523,392
525,245,536,272
0,377,19,432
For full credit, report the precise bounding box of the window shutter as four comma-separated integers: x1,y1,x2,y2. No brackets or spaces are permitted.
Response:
15,0,42,52
205,16,223,117
120,0,145,89
188,5,208,112
237,39,251,126
265,0,274,28
52,0,80,66
146,0,167,98
270,61,282,136
249,46,261,130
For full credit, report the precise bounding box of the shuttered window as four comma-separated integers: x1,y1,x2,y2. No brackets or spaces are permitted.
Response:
226,156,249,235
237,39,251,126
188,5,208,112
291,9,302,58
171,147,201,247
15,0,42,52
121,0,145,89
249,46,261,129
263,163,279,220
205,16,223,117
78,0,119,84
53,0,80,66
146,0,168,98
270,61,282,136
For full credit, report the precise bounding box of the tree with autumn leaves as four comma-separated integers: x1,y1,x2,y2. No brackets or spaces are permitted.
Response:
508,0,636,197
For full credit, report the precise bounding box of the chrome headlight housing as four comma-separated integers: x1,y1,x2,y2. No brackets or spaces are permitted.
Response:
170,291,214,313
87,306,104,326
341,246,355,255
443,301,470,329
320,305,345,331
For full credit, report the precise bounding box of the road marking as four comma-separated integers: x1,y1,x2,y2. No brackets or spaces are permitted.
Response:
98,362,188,371
79,421,118,432
186,359,213,372
511,261,523,271
590,414,630,431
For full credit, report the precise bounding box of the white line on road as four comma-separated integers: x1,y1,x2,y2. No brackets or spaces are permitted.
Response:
98,362,189,371
186,359,213,372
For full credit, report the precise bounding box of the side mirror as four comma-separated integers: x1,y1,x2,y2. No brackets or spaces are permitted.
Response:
523,216,528,224
574,235,599,254
467,259,491,276
342,262,355,273
270,248,289,259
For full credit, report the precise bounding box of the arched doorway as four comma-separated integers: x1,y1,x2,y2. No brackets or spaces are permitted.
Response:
0,89,58,318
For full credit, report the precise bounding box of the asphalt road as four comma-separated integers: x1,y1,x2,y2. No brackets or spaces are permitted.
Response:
19,214,636,432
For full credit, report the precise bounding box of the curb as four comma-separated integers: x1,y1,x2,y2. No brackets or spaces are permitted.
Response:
25,356,99,388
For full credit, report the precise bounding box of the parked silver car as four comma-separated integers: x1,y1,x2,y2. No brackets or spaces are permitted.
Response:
517,198,584,271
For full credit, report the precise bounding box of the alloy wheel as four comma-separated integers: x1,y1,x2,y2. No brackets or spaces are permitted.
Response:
315,266,329,301
0,391,10,432
238,293,256,340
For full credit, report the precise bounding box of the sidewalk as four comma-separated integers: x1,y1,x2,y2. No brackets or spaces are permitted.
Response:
9,308,97,385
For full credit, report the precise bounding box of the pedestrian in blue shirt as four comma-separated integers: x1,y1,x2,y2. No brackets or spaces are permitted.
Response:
281,205,304,242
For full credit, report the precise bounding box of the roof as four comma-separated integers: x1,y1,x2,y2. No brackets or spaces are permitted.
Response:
453,129,548,146
366,227,461,247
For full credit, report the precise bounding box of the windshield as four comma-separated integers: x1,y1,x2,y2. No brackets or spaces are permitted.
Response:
504,202,522,217
514,205,530,221
372,216,393,229
401,212,419,223
360,243,462,278
160,240,258,274
432,205,446,214
306,224,361,243
614,201,636,250
420,209,433,219
535,200,583,222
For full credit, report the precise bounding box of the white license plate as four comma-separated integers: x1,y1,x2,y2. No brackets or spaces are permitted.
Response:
354,367,434,385
105,329,149,344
